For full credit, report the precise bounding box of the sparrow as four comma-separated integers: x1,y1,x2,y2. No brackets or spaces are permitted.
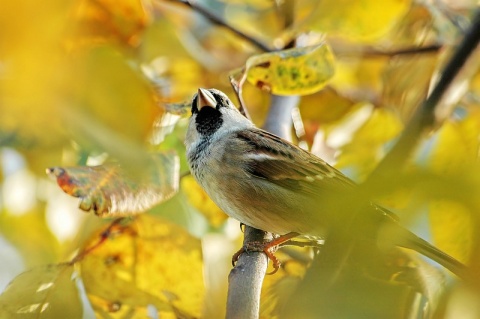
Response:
185,88,467,278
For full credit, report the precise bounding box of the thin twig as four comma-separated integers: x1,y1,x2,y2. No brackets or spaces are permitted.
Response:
229,68,251,119
69,218,127,265
334,44,442,58
175,0,272,52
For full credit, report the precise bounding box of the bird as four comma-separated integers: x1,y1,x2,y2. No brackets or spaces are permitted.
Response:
185,87,467,278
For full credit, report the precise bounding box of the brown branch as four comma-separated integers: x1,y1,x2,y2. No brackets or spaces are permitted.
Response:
334,44,442,58
69,218,127,265
175,0,272,52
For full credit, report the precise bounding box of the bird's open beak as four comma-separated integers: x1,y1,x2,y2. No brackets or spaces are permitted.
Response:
197,88,217,110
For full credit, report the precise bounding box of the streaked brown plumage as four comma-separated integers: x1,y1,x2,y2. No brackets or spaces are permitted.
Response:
185,88,467,278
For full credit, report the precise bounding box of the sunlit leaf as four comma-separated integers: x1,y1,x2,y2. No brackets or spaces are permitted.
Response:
260,250,308,319
382,54,439,122
383,4,436,47
429,116,480,174
244,43,335,96
429,200,473,263
335,107,403,179
68,46,160,144
142,56,204,102
0,264,82,319
181,175,227,227
301,0,411,42
425,116,480,261
68,0,152,48
331,56,388,97
299,87,355,124
47,152,179,216
0,209,59,267
80,215,204,318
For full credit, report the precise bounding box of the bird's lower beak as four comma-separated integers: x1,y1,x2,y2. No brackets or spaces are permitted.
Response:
197,88,217,110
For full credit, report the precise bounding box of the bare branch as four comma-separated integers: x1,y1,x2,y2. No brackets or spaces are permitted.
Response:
226,228,272,319
174,0,272,52
334,44,442,58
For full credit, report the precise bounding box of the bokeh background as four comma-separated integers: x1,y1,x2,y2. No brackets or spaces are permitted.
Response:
1,0,480,318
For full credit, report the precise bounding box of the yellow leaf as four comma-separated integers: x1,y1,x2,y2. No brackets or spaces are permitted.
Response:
382,53,439,122
429,115,480,174
260,249,309,319
0,264,82,319
68,0,152,48
336,107,403,179
331,56,388,94
299,88,355,124
245,43,336,96
303,0,411,42
425,114,480,263
181,175,227,227
429,200,472,263
80,215,204,318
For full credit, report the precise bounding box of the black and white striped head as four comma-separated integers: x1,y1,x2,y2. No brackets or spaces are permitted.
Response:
188,88,252,138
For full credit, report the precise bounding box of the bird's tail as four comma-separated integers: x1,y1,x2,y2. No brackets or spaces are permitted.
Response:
391,224,468,279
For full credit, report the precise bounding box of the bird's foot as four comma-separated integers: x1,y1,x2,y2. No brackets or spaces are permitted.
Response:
232,232,300,275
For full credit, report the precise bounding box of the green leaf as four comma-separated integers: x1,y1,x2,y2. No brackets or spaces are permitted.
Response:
0,264,82,319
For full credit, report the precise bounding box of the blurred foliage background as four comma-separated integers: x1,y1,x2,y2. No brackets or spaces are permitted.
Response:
0,0,480,318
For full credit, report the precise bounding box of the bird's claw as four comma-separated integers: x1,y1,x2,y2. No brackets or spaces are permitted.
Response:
231,241,281,275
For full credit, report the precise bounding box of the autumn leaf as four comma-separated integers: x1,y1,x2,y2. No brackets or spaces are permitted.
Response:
79,215,204,318
47,152,179,216
300,0,411,42
68,0,152,48
335,106,403,179
181,175,228,227
0,264,82,319
425,116,480,262
429,200,473,263
244,43,336,95
382,53,439,122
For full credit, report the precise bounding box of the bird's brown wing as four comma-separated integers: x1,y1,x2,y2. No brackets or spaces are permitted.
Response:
235,129,356,195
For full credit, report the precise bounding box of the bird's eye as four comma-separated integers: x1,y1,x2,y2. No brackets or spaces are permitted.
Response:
211,92,226,109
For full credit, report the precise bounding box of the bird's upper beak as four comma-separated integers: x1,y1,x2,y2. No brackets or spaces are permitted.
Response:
197,88,217,110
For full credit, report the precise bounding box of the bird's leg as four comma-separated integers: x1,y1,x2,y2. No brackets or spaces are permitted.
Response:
232,232,301,274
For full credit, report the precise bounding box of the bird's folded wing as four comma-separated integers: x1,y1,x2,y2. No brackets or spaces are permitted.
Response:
235,129,355,194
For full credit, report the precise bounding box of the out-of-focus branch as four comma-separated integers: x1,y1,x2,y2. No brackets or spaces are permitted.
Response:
175,0,272,52
334,44,442,58
365,9,480,186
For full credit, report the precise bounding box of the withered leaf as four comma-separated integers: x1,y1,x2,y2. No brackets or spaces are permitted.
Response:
47,152,179,216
